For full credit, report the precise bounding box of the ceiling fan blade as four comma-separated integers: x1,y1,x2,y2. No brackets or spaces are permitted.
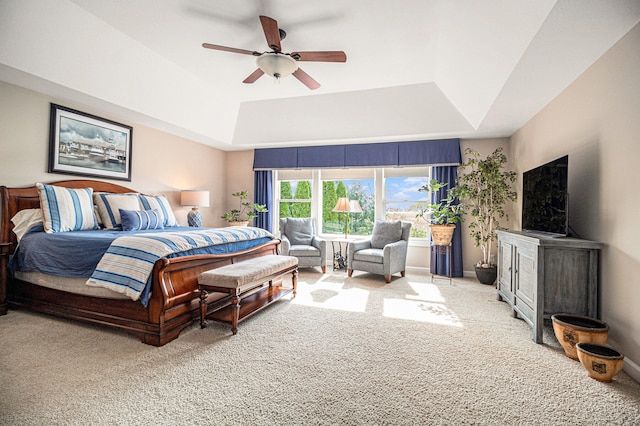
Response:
292,68,320,90
290,51,347,62
259,15,282,52
202,43,260,56
243,69,265,84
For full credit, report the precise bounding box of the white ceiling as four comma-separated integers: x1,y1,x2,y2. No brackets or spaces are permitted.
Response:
1,0,639,150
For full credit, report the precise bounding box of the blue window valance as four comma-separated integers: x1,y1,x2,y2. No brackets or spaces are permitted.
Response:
253,139,461,170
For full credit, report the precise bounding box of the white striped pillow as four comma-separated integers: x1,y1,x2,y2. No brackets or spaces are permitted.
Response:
93,192,141,230
138,195,178,227
36,183,99,233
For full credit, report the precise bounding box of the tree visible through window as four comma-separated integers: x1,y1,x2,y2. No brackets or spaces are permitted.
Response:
322,179,374,236
279,180,311,219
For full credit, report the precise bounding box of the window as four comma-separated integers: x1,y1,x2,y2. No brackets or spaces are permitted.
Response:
320,169,374,236
276,170,312,220
274,167,431,241
384,168,430,238
321,179,375,236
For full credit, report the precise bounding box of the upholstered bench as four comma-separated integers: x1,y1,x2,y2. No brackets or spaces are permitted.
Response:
198,255,298,335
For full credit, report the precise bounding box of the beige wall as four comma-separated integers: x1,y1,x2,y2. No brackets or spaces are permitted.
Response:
223,150,256,224
510,22,640,380
0,81,227,227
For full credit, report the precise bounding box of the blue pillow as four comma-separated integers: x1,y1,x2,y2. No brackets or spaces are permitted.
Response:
119,209,164,231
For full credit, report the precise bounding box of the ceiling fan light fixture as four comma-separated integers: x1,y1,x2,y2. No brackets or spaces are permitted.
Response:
256,53,298,79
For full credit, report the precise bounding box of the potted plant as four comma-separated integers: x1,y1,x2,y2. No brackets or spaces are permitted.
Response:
451,147,517,284
416,179,463,246
221,191,268,226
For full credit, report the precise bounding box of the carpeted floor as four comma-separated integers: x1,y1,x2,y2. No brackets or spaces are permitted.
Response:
1,270,639,425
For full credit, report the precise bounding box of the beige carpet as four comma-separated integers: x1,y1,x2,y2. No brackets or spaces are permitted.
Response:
1,271,639,425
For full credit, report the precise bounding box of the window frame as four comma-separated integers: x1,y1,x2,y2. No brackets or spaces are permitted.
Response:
273,167,432,246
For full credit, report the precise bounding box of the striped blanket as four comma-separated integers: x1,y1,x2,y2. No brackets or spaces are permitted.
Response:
86,227,274,305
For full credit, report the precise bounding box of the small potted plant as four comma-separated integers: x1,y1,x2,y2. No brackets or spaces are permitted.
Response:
221,191,268,226
416,179,463,246
451,147,517,284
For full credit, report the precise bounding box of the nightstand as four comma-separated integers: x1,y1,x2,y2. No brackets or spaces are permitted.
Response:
0,242,12,315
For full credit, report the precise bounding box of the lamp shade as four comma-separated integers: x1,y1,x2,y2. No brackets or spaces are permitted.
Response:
349,200,363,213
256,53,298,78
333,197,350,213
180,190,210,207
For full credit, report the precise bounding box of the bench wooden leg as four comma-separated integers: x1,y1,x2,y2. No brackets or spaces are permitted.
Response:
230,294,240,335
199,290,208,328
292,269,298,298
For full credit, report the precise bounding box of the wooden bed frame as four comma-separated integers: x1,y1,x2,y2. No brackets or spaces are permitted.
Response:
0,180,280,346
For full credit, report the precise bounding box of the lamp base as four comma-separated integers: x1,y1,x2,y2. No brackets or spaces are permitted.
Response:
187,208,202,227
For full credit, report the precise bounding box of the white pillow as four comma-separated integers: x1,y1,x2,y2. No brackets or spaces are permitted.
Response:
36,183,99,233
94,192,141,230
11,209,43,241
138,194,178,227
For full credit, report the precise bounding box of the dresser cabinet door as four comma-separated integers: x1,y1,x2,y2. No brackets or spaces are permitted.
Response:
514,243,537,323
497,240,514,303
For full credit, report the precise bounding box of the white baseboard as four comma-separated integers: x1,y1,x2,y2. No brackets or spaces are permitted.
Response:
406,267,477,279
622,356,640,383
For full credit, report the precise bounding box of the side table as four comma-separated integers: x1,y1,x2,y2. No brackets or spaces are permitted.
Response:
430,243,452,284
331,239,349,271
0,242,12,315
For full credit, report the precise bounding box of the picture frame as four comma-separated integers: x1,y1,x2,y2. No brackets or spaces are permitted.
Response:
49,103,133,181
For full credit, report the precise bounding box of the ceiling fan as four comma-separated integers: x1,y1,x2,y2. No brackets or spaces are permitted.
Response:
202,15,347,90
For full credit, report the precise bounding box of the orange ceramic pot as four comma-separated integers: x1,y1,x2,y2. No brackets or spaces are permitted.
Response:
576,343,624,382
551,313,609,360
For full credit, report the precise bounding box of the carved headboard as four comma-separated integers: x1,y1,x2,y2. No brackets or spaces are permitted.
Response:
0,180,136,253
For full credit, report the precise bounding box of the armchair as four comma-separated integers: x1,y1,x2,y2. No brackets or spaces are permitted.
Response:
279,218,327,273
347,220,411,283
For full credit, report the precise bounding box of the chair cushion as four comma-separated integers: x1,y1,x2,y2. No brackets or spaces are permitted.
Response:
353,248,384,264
284,218,314,245
370,220,402,249
289,245,320,257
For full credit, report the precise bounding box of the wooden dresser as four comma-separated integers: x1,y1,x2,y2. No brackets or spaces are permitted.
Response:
496,230,602,343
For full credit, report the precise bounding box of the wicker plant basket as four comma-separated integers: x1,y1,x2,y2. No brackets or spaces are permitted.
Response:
228,221,249,227
430,224,455,246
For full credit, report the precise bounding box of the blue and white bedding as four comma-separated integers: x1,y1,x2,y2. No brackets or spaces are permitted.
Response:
9,226,274,306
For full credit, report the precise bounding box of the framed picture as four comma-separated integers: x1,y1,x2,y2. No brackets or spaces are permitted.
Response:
49,103,133,181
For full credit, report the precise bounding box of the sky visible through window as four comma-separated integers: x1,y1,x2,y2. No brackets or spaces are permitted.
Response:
386,177,429,210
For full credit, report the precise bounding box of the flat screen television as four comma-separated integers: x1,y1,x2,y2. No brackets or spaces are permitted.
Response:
521,155,569,236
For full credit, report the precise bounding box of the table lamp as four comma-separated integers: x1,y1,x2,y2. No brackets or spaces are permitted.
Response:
180,190,210,227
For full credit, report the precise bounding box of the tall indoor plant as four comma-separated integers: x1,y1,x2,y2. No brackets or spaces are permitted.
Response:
452,147,517,284
416,179,463,246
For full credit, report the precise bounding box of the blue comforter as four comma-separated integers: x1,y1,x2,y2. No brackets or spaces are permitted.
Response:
9,225,274,306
